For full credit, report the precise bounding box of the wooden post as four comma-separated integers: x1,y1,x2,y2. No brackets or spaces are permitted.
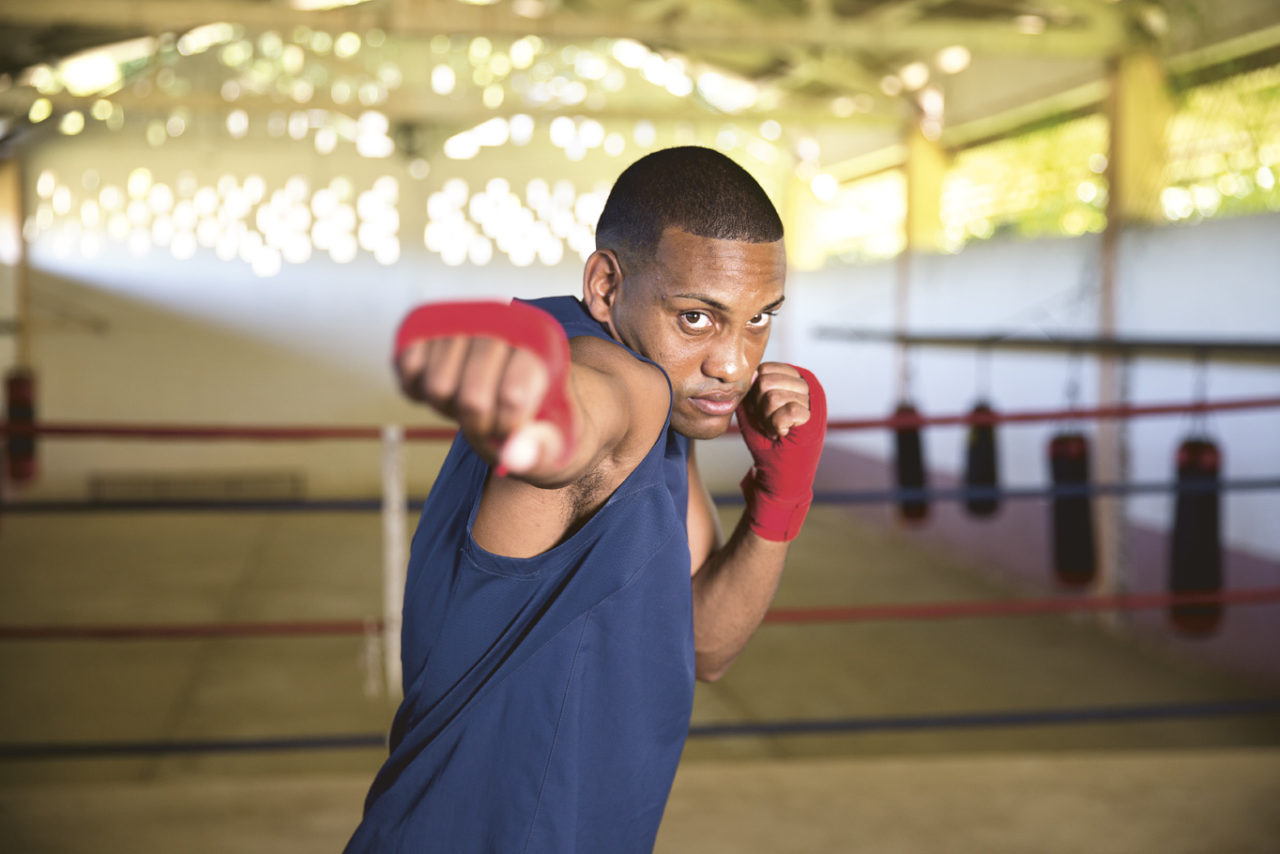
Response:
381,424,406,699
1096,50,1173,617
0,157,30,368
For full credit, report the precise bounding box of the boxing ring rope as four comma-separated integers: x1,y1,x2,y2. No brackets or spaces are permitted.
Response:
3,393,1279,759
6,393,1280,441
4,587,1280,642
6,697,1280,760
5,476,1280,514
6,395,1277,518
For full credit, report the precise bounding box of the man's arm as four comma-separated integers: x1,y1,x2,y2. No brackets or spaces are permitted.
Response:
688,451,790,682
687,364,826,682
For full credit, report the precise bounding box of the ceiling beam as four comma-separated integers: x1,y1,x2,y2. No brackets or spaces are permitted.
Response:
854,0,954,30
0,0,1133,59
773,48,890,102
0,87,900,130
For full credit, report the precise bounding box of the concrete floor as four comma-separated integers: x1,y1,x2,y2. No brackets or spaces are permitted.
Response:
2,503,1279,851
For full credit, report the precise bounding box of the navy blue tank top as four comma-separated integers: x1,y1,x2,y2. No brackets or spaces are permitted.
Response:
346,297,695,853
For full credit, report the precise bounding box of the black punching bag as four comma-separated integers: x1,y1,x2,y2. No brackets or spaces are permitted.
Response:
964,401,999,517
893,402,928,522
1048,432,1096,588
1169,437,1223,637
4,368,36,484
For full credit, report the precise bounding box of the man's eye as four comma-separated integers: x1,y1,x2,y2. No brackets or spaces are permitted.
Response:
749,312,775,327
681,311,711,330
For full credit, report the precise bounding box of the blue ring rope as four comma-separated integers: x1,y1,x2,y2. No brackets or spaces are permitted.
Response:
4,477,1278,514
4,698,1279,760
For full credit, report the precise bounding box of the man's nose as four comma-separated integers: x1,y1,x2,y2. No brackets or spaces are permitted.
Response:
703,332,749,383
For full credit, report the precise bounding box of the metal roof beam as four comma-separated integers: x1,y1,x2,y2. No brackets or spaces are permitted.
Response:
0,0,1133,58
0,87,900,129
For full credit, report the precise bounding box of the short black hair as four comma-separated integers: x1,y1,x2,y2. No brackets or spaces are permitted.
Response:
595,146,784,271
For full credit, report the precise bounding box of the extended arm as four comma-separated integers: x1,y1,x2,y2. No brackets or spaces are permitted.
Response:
688,364,827,681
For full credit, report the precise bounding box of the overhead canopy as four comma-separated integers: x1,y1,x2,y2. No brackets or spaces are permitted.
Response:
2,0,1279,165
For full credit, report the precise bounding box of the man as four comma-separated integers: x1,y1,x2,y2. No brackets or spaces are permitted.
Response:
346,146,826,852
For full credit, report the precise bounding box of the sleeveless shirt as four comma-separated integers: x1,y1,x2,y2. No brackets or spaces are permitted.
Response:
345,296,695,853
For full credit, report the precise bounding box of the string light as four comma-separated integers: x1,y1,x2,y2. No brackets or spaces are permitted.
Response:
29,98,53,123
52,186,72,215
36,171,56,199
35,24,1273,274
937,45,971,75
899,62,929,91
811,173,838,202
431,64,457,95
334,31,362,59
17,168,412,273
634,120,656,147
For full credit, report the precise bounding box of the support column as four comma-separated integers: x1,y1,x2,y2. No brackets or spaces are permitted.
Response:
904,124,946,253
1106,51,1173,224
0,157,29,368
1096,50,1173,614
782,171,825,272
381,424,407,700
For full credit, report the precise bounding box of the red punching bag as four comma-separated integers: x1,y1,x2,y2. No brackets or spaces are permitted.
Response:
1048,432,1096,588
893,401,928,522
4,368,37,484
1169,437,1223,637
964,401,1000,517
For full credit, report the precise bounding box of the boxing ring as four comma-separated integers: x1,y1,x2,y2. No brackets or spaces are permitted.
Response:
3,392,1280,767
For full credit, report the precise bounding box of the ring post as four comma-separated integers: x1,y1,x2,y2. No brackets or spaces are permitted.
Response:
381,424,406,699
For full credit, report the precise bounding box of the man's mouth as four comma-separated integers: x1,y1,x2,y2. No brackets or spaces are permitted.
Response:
687,392,742,417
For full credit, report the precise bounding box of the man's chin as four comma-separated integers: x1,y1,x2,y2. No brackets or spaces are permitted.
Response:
671,408,734,441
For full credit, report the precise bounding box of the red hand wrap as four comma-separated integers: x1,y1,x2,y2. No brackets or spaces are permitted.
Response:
393,300,576,465
737,366,827,542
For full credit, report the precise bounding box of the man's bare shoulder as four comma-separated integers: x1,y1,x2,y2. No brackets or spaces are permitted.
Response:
569,335,668,403
568,334,669,459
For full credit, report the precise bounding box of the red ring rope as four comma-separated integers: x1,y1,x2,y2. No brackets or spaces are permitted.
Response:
762,587,1280,624
0,396,1277,442
0,619,379,641
3,587,1277,641
823,395,1280,432
0,423,458,441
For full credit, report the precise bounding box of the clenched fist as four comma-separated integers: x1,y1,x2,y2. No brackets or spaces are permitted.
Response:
393,301,576,476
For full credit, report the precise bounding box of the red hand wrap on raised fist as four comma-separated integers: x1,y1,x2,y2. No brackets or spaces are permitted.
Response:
737,366,827,542
393,300,576,466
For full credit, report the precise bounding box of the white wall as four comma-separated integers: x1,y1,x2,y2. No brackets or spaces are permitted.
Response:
18,236,586,499
784,217,1280,561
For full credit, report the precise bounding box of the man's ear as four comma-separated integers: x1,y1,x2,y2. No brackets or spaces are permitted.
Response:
582,249,624,326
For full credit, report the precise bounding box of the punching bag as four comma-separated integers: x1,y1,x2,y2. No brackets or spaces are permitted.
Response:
893,401,928,522
1048,432,1096,588
1169,437,1223,637
4,368,36,484
964,401,1000,517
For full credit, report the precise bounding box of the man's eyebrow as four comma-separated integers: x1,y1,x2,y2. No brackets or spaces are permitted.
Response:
669,293,786,313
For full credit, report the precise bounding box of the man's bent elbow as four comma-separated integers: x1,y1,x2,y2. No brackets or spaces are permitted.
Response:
694,651,736,683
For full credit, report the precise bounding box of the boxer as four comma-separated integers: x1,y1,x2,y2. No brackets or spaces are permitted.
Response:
348,146,826,853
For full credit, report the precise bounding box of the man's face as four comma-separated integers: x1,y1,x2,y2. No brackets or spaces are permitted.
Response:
607,227,787,440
